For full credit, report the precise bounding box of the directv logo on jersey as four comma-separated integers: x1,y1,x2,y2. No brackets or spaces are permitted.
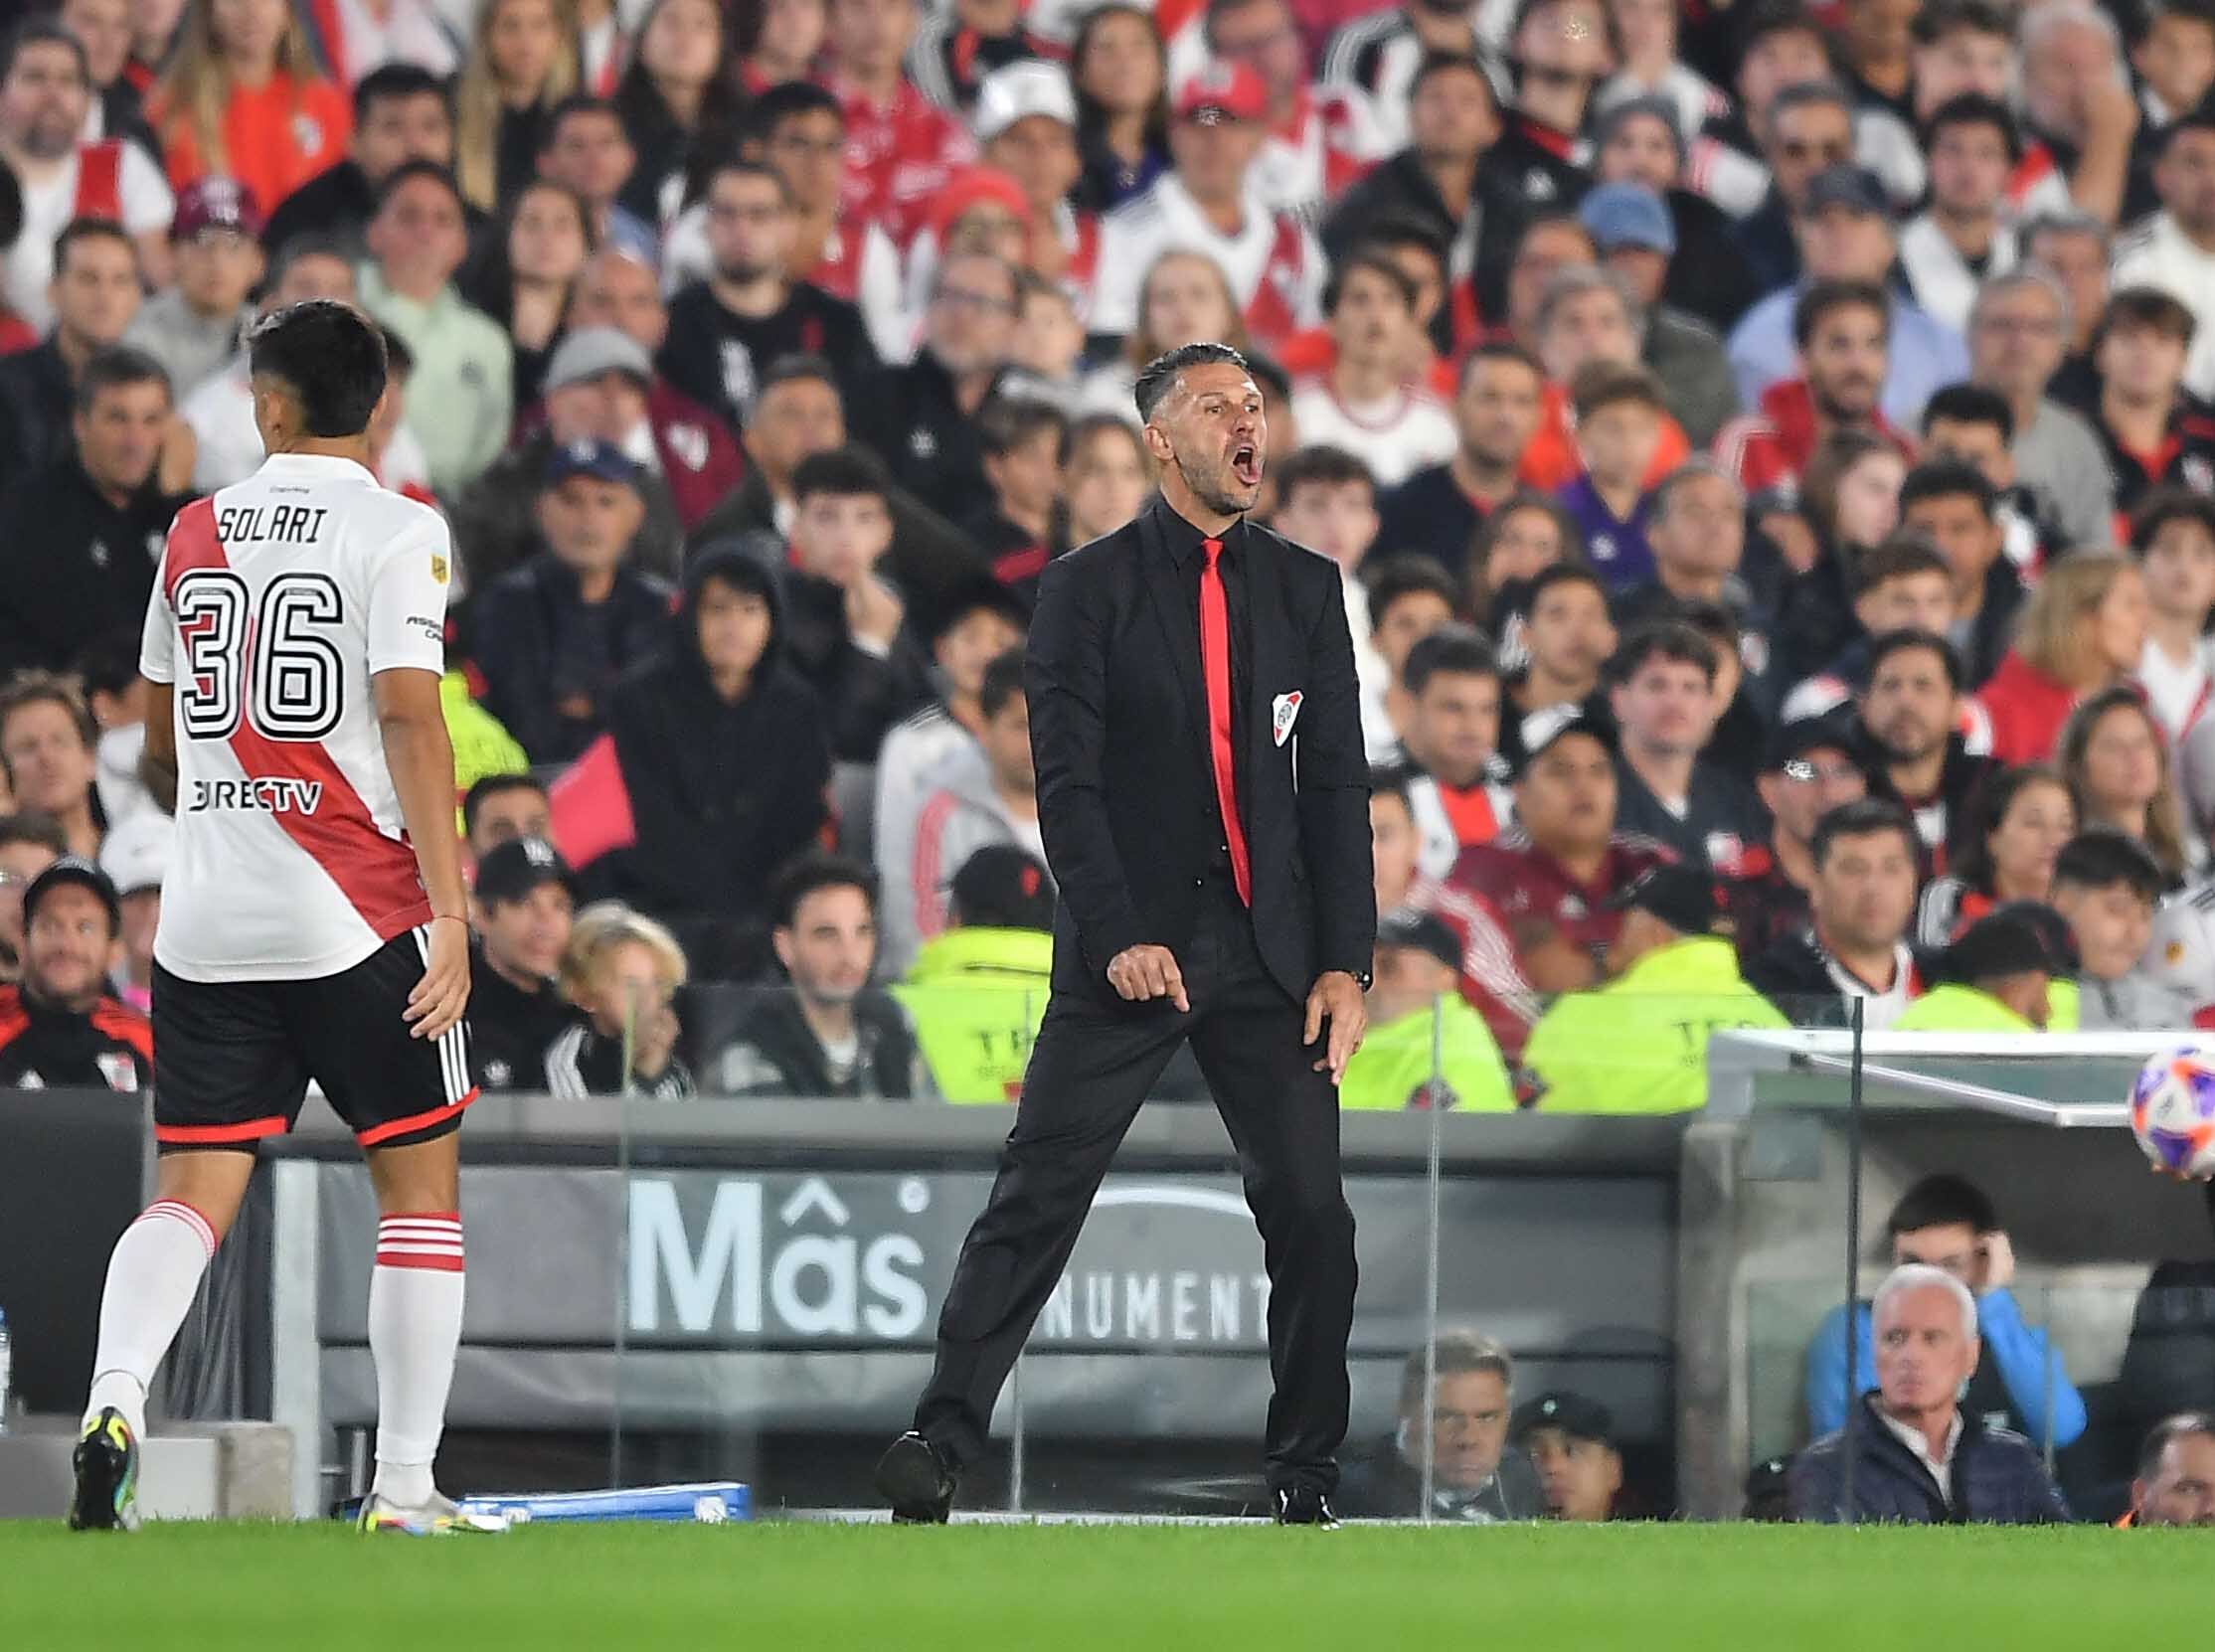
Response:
187,777,326,813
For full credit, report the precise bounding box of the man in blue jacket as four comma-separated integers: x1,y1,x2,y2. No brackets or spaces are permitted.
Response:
1789,1263,2071,1524
1804,1172,2086,1450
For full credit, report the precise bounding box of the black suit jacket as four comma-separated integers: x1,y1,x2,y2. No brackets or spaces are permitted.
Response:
1027,499,1374,1005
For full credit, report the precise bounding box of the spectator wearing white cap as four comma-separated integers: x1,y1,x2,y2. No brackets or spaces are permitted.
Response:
95,807,167,1014
121,176,264,402
1578,178,1737,445
1091,62,1326,354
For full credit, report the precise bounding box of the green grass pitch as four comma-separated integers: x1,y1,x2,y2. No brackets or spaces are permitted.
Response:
0,1521,2197,1648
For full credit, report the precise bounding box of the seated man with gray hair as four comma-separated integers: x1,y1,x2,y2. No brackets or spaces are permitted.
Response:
1789,1262,2070,1524
1334,1329,1543,1520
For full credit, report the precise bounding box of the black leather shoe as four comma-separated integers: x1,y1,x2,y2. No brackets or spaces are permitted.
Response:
876,1430,959,1524
1272,1487,1340,1527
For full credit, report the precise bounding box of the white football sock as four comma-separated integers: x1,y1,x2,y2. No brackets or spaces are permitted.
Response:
83,1199,220,1441
368,1212,464,1508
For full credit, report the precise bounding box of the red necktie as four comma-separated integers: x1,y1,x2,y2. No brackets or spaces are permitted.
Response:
1200,537,1252,905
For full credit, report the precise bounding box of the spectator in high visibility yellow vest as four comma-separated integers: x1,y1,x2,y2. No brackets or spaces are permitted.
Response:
1340,910,1514,1111
895,845,1056,1103
1893,903,2066,1032
1521,864,1790,1112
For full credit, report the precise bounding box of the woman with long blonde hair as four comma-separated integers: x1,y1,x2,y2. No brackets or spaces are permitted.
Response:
2058,687,2199,883
1974,551,2150,762
452,0,579,215
150,0,349,215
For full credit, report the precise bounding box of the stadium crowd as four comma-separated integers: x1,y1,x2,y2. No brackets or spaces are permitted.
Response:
4,0,2215,1109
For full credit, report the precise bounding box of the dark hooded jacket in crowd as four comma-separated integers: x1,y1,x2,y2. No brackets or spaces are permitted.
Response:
723,531,933,761
607,547,831,951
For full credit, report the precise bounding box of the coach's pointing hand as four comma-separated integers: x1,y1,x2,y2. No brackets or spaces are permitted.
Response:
1108,943,1189,1012
406,916,472,1041
1304,971,1366,1085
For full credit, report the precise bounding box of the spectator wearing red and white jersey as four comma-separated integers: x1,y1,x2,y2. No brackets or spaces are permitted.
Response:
1394,624,1511,880
1091,62,1325,355
0,856,151,1092
1319,0,1491,156
907,0,1054,118
2086,287,2215,530
1290,249,1455,488
824,0,979,249
1744,795,1924,1030
1449,707,1671,1049
296,0,459,87
1205,0,1383,224
881,649,1043,975
613,0,745,225
0,19,172,335
57,0,163,159
1715,278,1912,499
147,0,351,227
973,62,1099,325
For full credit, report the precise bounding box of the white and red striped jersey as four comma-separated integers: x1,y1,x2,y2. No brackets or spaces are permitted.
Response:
1253,87,1386,224
1090,173,1325,352
4,139,173,333
139,454,451,983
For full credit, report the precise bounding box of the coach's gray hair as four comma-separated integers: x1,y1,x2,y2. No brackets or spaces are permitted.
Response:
1535,264,1643,341
1872,1262,1978,1342
1967,263,2073,344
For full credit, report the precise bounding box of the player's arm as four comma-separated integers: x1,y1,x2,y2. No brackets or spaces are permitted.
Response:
138,681,178,814
374,665,469,1041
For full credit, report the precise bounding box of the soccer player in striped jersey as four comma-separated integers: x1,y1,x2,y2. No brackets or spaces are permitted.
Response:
70,299,480,1536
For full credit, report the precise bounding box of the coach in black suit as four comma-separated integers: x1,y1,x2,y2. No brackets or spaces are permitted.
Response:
876,343,1377,1526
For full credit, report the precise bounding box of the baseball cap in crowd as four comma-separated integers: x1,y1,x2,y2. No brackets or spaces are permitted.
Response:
544,326,654,396
474,836,579,906
975,60,1077,141
173,175,262,241
1508,704,1617,779
23,855,121,932
949,845,1056,932
1579,182,1675,255
1595,94,1684,160
1937,903,2066,985
1762,717,1858,775
544,437,641,489
1798,165,1889,219
1606,864,1726,936
1376,909,1462,973
1509,1391,1617,1447
98,811,174,897
1174,61,1268,125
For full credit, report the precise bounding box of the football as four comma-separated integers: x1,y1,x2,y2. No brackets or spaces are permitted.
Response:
2130,1048,2215,1180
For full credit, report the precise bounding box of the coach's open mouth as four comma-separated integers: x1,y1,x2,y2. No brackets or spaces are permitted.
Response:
1232,444,1261,487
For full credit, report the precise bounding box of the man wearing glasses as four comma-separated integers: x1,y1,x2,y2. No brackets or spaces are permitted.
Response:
851,251,1018,525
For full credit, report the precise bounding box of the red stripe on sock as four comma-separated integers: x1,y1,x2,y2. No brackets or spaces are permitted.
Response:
143,1198,219,1257
375,1248,465,1271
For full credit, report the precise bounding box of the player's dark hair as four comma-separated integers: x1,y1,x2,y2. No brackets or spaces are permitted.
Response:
73,346,171,414
0,811,66,857
1274,443,1377,503
1606,619,1716,687
1323,248,1418,316
1809,797,1917,871
1920,91,2019,161
375,158,466,216
1792,278,1891,350
1899,457,1996,521
976,394,1070,460
248,300,389,437
1403,623,1498,696
1852,534,1952,595
1364,555,1461,628
2130,487,2215,555
0,670,96,755
1885,1172,1998,1238
461,772,549,837
0,18,86,85
53,216,134,278
2052,828,2166,903
769,851,879,928
738,78,843,144
1864,625,1965,692
1134,341,1251,421
791,444,892,504
2137,1411,2215,1484
978,648,1027,720
1921,381,2015,443
355,62,450,123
